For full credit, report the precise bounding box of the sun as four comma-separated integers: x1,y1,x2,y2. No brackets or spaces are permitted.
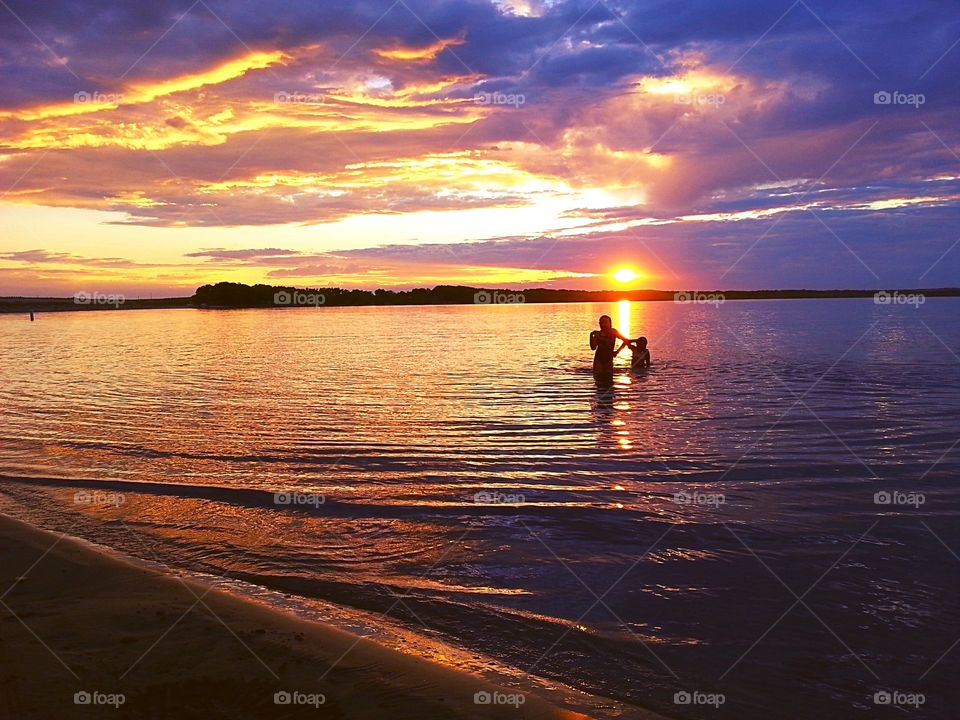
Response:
612,268,640,284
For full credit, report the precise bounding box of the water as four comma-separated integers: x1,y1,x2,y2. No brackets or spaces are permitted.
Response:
1,299,959,718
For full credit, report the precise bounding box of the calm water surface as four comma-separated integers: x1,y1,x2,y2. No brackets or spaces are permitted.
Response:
1,299,959,718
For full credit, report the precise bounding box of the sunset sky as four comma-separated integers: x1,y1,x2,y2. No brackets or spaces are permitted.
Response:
1,0,958,296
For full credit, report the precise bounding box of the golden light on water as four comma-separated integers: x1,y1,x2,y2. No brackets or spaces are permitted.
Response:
618,299,631,339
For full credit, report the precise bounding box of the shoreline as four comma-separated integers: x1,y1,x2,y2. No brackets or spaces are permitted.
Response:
2,288,958,314
0,511,665,719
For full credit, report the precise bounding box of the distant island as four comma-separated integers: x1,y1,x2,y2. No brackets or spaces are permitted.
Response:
2,281,959,313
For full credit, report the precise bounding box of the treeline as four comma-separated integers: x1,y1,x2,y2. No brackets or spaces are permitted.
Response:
5,283,958,314
190,282,960,308
192,282,495,307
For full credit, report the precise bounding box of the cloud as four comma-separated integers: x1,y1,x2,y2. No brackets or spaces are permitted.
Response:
373,36,466,62
1,0,959,292
0,249,141,267
184,247,305,261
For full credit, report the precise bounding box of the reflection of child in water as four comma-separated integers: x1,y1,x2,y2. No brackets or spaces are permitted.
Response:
618,336,650,369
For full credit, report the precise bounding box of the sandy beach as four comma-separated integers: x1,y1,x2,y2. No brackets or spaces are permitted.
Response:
0,513,631,720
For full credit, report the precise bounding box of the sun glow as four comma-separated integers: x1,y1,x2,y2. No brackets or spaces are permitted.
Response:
612,268,640,283
638,68,735,97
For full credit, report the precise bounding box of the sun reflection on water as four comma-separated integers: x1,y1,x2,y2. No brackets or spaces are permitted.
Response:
618,299,631,339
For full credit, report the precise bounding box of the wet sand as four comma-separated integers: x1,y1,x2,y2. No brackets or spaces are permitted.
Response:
0,513,634,720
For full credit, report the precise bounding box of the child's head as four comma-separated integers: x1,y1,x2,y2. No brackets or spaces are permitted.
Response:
634,336,648,350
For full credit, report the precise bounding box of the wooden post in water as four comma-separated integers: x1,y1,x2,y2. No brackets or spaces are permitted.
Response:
29,311,35,322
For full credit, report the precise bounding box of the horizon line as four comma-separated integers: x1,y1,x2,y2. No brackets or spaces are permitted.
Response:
4,283,960,302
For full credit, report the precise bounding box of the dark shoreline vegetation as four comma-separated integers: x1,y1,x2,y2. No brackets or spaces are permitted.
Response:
2,281,960,313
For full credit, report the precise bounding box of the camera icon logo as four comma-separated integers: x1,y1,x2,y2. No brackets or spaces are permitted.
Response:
74,691,92,705
274,691,292,705
474,691,492,704
674,691,692,704
873,91,892,105
274,492,292,505
474,291,491,304
873,491,891,505
874,690,891,704
274,290,292,305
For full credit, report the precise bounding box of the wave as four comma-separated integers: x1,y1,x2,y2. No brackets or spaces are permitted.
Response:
0,474,672,520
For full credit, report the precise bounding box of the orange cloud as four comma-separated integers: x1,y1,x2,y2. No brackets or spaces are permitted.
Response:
0,49,288,123
373,36,465,62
